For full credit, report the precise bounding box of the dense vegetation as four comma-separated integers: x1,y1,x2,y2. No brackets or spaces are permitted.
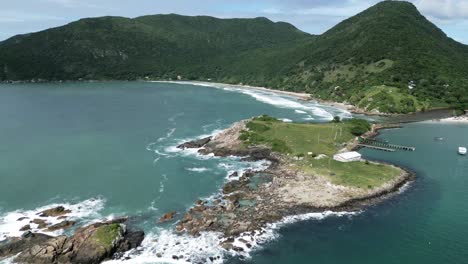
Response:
1,1,467,113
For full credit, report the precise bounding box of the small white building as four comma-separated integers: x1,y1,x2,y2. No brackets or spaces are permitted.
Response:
333,151,362,162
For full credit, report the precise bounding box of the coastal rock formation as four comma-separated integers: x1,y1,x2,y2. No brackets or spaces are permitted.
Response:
177,136,211,149
39,206,71,217
158,211,176,223
0,218,144,264
174,120,414,243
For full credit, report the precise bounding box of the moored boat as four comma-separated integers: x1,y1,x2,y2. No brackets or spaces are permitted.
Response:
459,147,467,155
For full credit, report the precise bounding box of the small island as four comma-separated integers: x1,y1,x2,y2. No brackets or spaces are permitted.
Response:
175,115,413,251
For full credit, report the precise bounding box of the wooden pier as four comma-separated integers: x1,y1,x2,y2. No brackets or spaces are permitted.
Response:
358,138,416,152
357,144,396,152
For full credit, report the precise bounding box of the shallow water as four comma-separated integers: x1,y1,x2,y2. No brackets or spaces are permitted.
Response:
0,81,467,263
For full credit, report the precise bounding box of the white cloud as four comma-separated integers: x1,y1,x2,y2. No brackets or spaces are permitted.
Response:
0,10,66,22
416,0,468,19
43,0,99,9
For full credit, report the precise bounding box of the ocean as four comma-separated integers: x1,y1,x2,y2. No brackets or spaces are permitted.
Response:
0,81,467,263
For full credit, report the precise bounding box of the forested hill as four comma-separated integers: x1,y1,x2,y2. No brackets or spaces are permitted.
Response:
1,1,467,113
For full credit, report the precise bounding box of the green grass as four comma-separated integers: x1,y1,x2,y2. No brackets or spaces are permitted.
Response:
241,117,362,156
93,224,122,248
293,157,401,188
241,117,401,189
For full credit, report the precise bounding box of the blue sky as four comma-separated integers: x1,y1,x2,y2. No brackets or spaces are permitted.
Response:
1,0,467,44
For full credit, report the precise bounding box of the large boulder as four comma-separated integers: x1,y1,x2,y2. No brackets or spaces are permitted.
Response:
39,206,71,217
158,211,176,223
1,220,144,264
45,220,76,232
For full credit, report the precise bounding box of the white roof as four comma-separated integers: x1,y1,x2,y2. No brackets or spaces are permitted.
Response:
335,151,361,159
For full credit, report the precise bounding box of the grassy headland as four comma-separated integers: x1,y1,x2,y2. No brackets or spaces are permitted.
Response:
239,115,401,189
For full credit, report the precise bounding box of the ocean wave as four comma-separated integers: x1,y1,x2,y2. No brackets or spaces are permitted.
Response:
153,81,352,121
227,210,360,258
279,118,292,123
103,229,225,264
0,197,105,242
186,167,210,173
295,109,307,114
103,210,358,263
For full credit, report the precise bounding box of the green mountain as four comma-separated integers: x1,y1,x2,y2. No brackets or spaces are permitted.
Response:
1,1,467,113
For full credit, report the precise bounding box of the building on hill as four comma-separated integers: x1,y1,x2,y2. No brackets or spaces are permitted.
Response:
333,151,362,162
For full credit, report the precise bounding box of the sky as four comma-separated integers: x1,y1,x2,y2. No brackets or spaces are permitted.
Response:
1,0,467,44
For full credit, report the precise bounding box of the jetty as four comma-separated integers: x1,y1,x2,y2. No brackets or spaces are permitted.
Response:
356,144,396,152
357,138,416,152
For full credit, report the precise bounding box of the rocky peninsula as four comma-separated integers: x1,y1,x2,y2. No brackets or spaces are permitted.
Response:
174,116,413,252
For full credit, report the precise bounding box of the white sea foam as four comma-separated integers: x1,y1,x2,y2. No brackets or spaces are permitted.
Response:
186,167,210,173
154,80,352,121
219,159,270,181
157,128,177,142
104,210,358,263
0,255,19,264
227,210,360,258
103,229,225,264
279,118,293,123
0,197,105,241
295,109,307,114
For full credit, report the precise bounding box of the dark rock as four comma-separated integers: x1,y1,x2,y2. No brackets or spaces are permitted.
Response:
172,255,179,260
158,211,176,223
19,224,31,231
38,206,71,217
223,180,241,194
115,230,145,253
0,233,52,260
17,217,28,221
229,171,238,178
177,137,212,149
31,219,48,229
46,220,76,232
233,246,244,252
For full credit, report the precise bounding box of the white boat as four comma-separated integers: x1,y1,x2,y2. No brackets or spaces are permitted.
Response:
459,147,467,155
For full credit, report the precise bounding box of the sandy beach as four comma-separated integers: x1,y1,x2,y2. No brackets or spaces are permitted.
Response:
152,80,358,112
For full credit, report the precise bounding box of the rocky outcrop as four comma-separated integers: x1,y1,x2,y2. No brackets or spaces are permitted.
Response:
177,137,212,149
158,211,176,223
0,219,144,264
172,119,414,243
45,220,76,232
39,206,71,217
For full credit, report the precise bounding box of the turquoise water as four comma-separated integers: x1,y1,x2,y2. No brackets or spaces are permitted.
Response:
238,122,468,264
0,81,467,263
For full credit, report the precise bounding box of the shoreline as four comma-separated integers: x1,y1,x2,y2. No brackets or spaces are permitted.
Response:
2,79,457,120
151,80,313,100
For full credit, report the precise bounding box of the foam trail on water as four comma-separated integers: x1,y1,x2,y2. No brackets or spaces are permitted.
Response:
0,198,105,241
186,167,210,173
295,109,307,114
